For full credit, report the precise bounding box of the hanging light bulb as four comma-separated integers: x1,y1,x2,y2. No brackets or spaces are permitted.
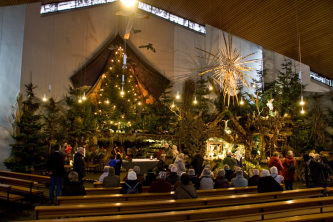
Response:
300,95,305,106
138,101,142,105
171,101,175,108
251,82,257,89
301,107,305,115
120,86,125,97
193,96,198,105
176,91,180,100
78,97,82,103
208,84,213,91
240,97,244,105
42,94,47,102
105,99,110,104
225,127,232,134
82,92,86,101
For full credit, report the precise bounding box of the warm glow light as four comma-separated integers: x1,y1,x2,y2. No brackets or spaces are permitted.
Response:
251,83,257,89
42,94,47,102
225,127,232,134
120,0,137,7
209,85,213,91
105,99,110,104
193,96,198,105
176,91,180,100
82,92,86,101
120,90,125,96
301,107,305,114
300,96,305,106
240,98,244,105
138,101,142,105
78,97,82,103
171,101,175,108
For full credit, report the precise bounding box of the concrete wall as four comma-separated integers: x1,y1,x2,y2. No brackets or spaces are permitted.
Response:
263,48,331,93
0,5,26,170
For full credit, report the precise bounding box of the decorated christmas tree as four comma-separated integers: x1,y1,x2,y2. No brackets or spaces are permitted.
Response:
7,83,48,172
94,46,145,134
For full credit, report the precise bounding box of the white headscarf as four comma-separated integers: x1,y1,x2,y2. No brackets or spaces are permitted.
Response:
235,151,242,162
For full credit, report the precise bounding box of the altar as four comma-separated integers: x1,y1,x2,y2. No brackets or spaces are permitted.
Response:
122,159,159,174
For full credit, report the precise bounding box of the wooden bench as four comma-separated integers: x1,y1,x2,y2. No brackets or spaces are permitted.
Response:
0,176,43,202
0,184,24,203
85,185,150,195
58,186,298,205
257,211,333,221
0,171,49,188
32,196,333,221
36,188,324,219
93,181,124,188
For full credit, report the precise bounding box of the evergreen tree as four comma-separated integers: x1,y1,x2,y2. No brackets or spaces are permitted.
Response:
64,87,97,147
95,47,143,133
7,83,48,172
43,98,66,154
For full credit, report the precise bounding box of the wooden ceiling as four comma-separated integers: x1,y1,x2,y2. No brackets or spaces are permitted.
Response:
2,0,333,79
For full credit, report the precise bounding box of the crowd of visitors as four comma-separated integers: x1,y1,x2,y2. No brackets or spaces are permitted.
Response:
46,142,333,204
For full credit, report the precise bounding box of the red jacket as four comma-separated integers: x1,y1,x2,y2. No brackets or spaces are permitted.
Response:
282,156,296,181
268,156,284,175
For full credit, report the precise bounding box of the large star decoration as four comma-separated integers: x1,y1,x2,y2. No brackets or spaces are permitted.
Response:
197,33,260,105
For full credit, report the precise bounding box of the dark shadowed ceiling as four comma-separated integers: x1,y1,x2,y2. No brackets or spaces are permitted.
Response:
2,0,333,79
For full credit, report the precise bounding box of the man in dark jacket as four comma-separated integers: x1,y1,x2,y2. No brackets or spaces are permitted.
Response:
304,154,333,188
149,171,171,193
248,169,260,186
47,144,65,204
191,154,204,177
257,169,283,193
73,147,86,181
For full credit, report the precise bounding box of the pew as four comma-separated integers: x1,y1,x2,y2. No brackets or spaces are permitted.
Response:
0,171,49,188
58,186,318,205
84,185,257,195
0,184,24,203
0,176,44,202
31,196,333,221
36,188,324,219
93,181,124,188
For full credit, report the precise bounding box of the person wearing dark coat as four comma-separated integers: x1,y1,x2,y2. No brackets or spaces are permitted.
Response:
62,171,86,196
114,154,122,176
224,164,234,182
303,154,333,188
191,154,204,176
149,172,172,193
73,147,86,181
156,155,167,175
248,169,261,186
166,165,180,185
188,169,199,185
144,170,157,186
257,169,283,193
214,169,230,189
120,171,143,194
47,144,65,204
173,173,197,199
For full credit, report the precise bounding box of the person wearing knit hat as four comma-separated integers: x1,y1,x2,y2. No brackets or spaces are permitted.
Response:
148,171,172,193
197,168,214,190
231,170,248,187
214,169,230,189
257,169,283,193
166,165,180,185
120,170,142,194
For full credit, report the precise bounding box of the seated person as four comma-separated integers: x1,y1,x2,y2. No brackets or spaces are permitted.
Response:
166,165,180,185
62,171,86,196
189,169,198,185
214,169,230,189
270,166,284,184
120,171,143,194
257,169,283,193
196,168,214,190
173,173,197,199
103,167,120,187
248,169,260,186
108,154,120,167
144,169,156,186
133,166,145,185
231,170,248,187
149,171,172,193
224,164,234,182
98,166,110,182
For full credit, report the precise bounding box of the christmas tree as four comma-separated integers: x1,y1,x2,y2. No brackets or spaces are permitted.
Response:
94,46,145,134
7,83,48,172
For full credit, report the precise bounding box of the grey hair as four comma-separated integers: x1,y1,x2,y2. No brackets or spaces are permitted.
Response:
261,169,270,177
68,171,79,182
